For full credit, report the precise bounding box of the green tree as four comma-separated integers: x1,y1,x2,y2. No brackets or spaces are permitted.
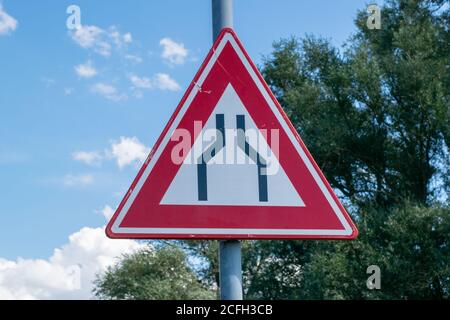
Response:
300,204,450,299
263,0,449,208
93,245,215,300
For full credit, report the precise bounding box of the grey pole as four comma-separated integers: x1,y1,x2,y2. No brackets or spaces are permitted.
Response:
212,0,243,301
212,0,233,42
219,240,243,300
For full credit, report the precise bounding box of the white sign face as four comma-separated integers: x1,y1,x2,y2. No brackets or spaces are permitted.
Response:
161,84,305,207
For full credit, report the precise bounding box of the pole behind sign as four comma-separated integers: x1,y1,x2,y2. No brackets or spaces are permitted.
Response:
211,0,243,301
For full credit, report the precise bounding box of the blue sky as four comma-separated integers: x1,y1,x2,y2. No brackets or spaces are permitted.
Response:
0,1,374,262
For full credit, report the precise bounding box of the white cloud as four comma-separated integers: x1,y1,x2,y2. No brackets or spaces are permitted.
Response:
0,227,145,299
123,32,132,44
109,137,149,169
63,174,94,187
132,91,144,99
0,5,18,35
160,38,188,65
129,74,152,89
95,41,112,57
74,61,97,78
64,88,75,96
41,77,55,87
91,82,115,95
109,27,131,48
91,83,127,102
72,151,103,166
70,25,105,53
71,137,149,169
99,205,114,221
124,54,142,64
109,27,132,48
70,25,132,57
129,73,180,93
153,73,181,91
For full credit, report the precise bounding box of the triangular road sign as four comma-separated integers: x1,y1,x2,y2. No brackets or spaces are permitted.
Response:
106,28,358,240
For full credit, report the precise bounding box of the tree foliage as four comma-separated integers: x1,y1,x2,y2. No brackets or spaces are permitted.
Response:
300,204,450,299
263,0,449,208
93,245,215,300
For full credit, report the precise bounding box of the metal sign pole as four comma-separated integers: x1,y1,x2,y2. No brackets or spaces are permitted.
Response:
212,0,243,301
212,0,233,41
219,239,242,300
